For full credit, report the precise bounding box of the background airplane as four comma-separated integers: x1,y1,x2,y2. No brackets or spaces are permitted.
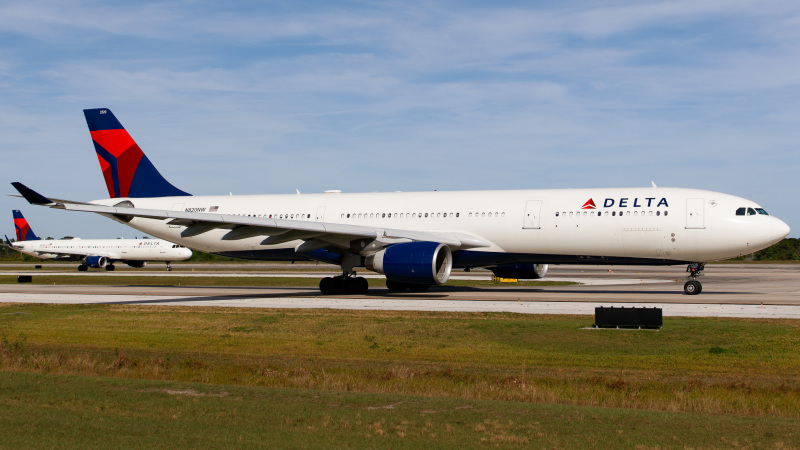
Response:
6,209,192,271
12,108,790,294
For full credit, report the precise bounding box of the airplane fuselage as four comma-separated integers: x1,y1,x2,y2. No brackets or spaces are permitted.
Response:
12,238,192,263
90,187,789,267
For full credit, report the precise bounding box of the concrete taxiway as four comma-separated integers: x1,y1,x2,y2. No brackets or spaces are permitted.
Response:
1,264,799,318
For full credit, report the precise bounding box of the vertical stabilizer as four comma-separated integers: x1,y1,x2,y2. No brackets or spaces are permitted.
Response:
13,210,39,241
83,108,191,198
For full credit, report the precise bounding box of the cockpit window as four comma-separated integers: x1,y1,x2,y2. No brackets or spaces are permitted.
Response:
737,207,768,216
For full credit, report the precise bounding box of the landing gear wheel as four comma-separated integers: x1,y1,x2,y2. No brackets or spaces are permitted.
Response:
78,264,88,272
349,276,369,295
105,264,115,271
320,276,369,295
166,262,172,272
319,277,339,295
684,280,702,295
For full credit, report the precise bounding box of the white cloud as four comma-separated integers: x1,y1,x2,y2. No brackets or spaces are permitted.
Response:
1,0,799,236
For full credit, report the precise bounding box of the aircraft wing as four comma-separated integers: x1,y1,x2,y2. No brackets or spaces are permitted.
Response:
56,202,490,252
11,181,490,253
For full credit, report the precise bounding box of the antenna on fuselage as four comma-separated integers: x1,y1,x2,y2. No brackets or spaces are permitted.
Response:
651,181,658,188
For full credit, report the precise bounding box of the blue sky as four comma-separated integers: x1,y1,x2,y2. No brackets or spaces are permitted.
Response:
2,0,798,239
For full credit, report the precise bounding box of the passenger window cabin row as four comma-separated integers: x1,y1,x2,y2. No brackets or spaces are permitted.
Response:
555,210,669,218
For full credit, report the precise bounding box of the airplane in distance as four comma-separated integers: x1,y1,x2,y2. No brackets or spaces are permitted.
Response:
12,108,790,295
6,209,192,271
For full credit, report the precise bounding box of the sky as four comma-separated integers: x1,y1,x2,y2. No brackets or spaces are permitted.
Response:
1,0,799,239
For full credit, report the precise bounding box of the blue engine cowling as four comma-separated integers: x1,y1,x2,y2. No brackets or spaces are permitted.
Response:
365,242,452,285
490,263,548,279
84,255,107,268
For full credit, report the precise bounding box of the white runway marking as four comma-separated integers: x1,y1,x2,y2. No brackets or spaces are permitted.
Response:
2,293,798,319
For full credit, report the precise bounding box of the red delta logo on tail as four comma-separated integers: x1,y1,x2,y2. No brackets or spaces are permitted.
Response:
581,198,596,210
12,210,38,241
83,108,190,199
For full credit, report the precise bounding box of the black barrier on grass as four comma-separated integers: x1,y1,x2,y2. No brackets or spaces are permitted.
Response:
18,275,32,283
594,306,662,329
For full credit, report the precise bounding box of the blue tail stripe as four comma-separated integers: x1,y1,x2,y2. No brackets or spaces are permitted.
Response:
84,108,123,131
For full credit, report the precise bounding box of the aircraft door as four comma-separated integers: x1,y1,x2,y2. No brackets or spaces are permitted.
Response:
315,207,326,222
522,200,543,229
686,198,705,229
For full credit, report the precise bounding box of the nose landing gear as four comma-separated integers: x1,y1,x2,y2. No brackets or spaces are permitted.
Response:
684,262,705,295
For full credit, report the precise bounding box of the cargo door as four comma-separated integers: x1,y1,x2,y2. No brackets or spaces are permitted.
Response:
686,198,705,229
622,229,663,258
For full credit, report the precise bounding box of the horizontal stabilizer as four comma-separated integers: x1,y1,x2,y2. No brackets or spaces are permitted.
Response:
11,182,54,205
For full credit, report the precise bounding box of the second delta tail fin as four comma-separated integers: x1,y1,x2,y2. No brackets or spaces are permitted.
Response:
84,108,191,199
13,210,39,242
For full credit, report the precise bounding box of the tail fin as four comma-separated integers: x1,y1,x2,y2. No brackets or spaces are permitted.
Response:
13,210,39,241
83,108,191,198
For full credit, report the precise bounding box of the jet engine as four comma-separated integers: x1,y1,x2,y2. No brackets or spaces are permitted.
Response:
365,241,452,285
490,263,548,279
84,256,107,269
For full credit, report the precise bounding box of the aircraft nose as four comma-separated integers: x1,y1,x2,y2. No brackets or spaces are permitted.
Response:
182,248,193,259
773,218,791,241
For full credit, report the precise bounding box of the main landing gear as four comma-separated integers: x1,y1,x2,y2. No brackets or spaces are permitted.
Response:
684,262,705,295
105,264,116,271
319,272,369,295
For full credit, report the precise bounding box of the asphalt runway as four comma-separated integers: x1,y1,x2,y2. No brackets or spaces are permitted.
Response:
1,264,799,318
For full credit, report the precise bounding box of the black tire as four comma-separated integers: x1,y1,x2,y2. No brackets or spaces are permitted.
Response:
319,277,342,295
354,277,369,294
684,280,701,295
78,265,88,272
105,264,115,271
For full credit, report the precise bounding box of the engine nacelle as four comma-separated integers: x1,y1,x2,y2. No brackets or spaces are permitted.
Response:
124,261,147,268
84,255,107,269
490,263,548,279
365,242,452,285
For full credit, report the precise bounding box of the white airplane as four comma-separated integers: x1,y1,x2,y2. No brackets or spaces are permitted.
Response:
12,108,790,294
6,209,192,271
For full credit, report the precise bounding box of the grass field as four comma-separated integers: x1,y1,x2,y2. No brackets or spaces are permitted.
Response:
2,303,799,447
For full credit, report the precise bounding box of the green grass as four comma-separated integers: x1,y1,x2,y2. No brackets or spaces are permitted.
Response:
2,304,800,447
1,371,798,448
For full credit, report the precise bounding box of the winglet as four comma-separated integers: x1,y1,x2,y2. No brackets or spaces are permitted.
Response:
3,235,11,246
11,182,55,206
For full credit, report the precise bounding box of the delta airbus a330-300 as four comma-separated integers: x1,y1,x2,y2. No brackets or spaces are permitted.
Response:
6,209,192,271
12,108,790,295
